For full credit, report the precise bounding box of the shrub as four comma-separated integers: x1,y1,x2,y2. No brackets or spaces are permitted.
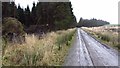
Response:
2,17,25,35
2,17,25,44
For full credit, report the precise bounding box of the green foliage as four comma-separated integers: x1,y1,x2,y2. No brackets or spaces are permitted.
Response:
55,19,69,30
22,49,44,65
77,18,110,27
17,4,25,26
2,2,76,31
56,29,76,50
54,2,76,30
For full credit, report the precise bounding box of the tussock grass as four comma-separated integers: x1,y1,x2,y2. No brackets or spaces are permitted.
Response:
82,27,119,50
2,28,76,66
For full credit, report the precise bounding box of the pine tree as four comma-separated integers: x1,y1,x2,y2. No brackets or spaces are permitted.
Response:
31,2,36,25
2,2,17,18
17,4,25,26
24,5,31,27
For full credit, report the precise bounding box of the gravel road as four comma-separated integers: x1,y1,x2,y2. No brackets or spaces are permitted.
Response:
64,28,118,67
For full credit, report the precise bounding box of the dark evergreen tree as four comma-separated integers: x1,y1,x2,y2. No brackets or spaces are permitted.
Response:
2,2,17,18
77,18,110,27
2,1,77,33
54,2,76,30
31,2,36,25
17,4,25,26
10,2,17,18
24,5,31,27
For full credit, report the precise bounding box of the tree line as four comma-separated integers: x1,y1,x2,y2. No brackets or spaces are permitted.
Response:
2,1,77,34
2,1,110,44
2,1,110,34
77,18,110,27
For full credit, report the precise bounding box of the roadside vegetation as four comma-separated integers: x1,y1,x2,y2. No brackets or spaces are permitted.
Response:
82,26,120,51
2,1,111,66
2,28,76,66
2,1,77,66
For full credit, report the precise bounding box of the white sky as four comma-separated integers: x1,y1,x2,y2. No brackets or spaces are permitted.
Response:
15,0,38,9
15,0,120,24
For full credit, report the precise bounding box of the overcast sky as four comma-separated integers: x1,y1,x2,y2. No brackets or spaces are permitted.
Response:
15,0,119,24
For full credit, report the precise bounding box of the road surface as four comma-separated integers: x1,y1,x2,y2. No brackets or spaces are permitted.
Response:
64,28,118,66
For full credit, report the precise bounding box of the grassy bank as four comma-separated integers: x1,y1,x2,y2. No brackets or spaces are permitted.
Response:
82,27,120,51
2,28,76,66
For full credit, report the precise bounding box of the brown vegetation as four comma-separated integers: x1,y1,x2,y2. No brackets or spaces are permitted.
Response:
2,28,76,66
82,25,120,50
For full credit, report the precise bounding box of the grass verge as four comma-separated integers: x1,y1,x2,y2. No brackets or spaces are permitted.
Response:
82,27,120,51
2,28,76,66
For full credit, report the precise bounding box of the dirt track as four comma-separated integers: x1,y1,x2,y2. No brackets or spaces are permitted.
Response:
64,28,118,66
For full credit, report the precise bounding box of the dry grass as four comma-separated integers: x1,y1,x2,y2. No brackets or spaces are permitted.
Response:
2,28,76,66
82,26,120,50
0,26,1,67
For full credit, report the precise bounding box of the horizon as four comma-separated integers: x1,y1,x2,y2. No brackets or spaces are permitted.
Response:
14,0,119,24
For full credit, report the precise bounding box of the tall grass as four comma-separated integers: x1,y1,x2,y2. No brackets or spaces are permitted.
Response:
56,29,76,50
2,28,76,66
82,27,119,50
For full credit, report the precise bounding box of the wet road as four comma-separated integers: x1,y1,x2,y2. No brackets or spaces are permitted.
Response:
64,28,118,66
